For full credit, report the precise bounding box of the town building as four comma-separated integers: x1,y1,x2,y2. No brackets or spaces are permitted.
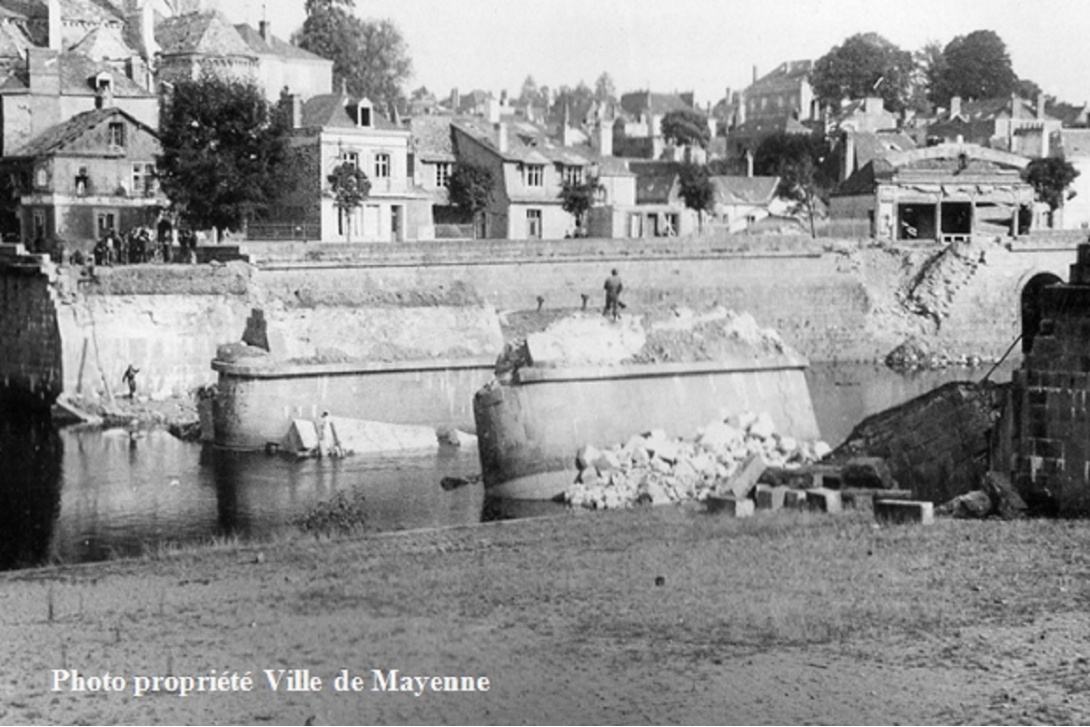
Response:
709,175,785,233
1053,129,1090,230
0,106,166,251
450,117,592,240
926,95,1061,159
266,92,432,243
614,90,697,159
830,142,1035,242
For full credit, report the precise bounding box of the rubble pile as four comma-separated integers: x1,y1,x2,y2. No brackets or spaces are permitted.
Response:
563,412,832,510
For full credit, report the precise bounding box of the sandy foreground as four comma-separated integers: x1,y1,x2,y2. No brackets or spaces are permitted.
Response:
3,505,1090,726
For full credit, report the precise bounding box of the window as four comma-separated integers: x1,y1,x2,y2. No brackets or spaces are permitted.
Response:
108,122,126,147
341,151,359,168
374,153,390,178
562,165,583,186
435,162,451,188
523,164,543,187
356,101,372,127
527,209,542,238
75,167,88,196
34,167,47,189
132,163,155,196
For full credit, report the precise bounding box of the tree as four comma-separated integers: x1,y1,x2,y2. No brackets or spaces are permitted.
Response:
519,75,540,105
755,133,832,238
914,40,946,110
594,72,616,102
811,32,915,112
559,176,602,234
157,75,290,234
1016,78,1042,101
1024,157,1080,227
295,2,412,110
327,161,371,242
447,162,495,237
678,164,716,232
661,108,711,149
933,30,1017,104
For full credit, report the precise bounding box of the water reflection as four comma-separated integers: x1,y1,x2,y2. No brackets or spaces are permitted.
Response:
0,361,1022,571
0,408,62,569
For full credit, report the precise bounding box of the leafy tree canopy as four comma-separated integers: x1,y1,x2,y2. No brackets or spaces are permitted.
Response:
678,163,716,217
661,108,711,149
559,175,602,229
448,162,495,216
1023,157,1080,212
594,72,617,102
157,74,290,232
295,2,412,110
811,32,915,112
755,133,832,238
327,161,371,214
933,30,1017,104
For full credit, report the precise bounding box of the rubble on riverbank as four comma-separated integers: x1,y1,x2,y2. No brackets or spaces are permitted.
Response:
562,412,832,510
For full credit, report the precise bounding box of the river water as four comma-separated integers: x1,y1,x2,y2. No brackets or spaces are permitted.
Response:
0,361,1017,571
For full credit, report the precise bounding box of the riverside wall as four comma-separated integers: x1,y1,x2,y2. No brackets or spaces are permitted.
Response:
0,236,1082,409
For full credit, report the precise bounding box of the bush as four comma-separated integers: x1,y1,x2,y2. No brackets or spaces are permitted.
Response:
294,490,368,537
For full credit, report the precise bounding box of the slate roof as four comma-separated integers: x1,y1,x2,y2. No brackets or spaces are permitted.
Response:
9,106,153,156
452,117,592,165
300,92,402,132
851,131,916,168
68,23,134,59
748,60,812,95
0,50,153,96
1059,129,1090,158
19,0,123,24
156,10,254,58
234,23,328,62
409,114,455,161
710,175,779,205
0,17,31,57
635,171,677,204
620,91,691,117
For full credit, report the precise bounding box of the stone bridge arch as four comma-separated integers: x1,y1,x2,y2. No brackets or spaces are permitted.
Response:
1021,271,1064,354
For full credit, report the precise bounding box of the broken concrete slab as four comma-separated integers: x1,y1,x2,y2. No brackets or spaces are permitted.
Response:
842,488,914,510
754,484,788,511
784,489,809,509
705,495,755,518
841,456,897,490
723,453,766,499
874,499,935,525
806,488,843,514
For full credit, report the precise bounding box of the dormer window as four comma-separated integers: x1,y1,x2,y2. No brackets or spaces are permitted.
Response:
357,98,373,128
108,122,126,147
94,72,113,94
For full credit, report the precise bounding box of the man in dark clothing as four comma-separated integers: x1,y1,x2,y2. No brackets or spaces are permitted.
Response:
603,268,623,321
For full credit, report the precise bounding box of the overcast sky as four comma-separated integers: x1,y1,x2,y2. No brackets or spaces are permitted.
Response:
218,0,1089,106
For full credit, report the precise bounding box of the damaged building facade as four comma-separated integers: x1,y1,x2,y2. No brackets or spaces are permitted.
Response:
830,142,1036,242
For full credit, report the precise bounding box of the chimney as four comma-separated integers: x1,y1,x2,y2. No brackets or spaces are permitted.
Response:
842,131,855,182
752,65,758,84
950,96,962,118
259,20,270,42
737,91,747,125
291,93,302,128
495,122,508,153
864,96,883,115
595,120,612,157
47,0,62,51
27,48,60,96
1037,93,1045,120
450,87,460,111
745,148,754,178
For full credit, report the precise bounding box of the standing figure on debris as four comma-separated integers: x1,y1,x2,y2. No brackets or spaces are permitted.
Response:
603,268,624,321
121,364,139,398
317,411,342,458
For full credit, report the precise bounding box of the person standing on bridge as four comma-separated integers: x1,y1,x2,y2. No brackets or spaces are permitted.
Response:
603,268,624,322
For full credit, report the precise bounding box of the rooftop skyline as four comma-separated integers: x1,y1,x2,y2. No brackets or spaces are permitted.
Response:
220,0,1089,108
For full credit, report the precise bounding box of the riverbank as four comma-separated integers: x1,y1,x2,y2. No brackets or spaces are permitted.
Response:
4,505,1090,725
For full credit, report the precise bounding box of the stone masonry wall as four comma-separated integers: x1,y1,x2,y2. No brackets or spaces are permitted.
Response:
1011,246,1090,514
0,237,1084,408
